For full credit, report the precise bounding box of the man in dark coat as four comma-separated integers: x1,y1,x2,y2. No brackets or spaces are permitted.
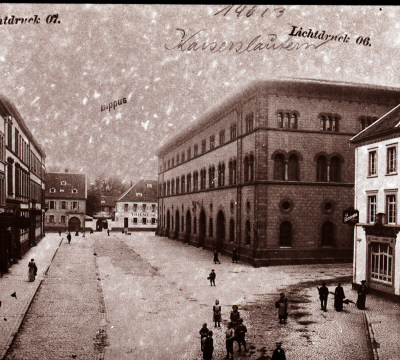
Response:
334,283,345,312
67,232,72,244
234,319,248,352
199,323,209,351
202,331,214,360
357,280,368,310
232,248,238,263
272,342,286,360
213,250,221,264
317,282,329,311
208,269,216,286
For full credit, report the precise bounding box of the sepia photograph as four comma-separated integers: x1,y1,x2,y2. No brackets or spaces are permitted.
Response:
0,4,400,360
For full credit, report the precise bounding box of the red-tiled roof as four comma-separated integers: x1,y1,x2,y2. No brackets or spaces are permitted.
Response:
45,172,87,200
117,180,157,203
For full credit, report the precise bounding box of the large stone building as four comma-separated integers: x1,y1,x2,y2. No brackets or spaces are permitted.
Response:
351,103,400,300
156,79,400,266
45,171,87,232
0,94,46,272
114,180,157,231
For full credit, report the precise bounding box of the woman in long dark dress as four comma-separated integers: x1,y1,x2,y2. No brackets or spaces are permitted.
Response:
356,280,368,310
334,283,345,312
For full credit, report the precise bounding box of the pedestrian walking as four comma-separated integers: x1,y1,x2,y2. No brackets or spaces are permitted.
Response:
271,342,286,360
208,269,216,286
230,305,241,329
213,299,222,327
356,280,368,310
213,250,221,264
199,323,209,351
107,229,110,236
67,232,72,244
202,331,214,360
58,230,61,236
317,282,329,311
234,318,248,352
225,322,235,359
232,248,238,263
28,259,37,282
275,293,288,324
334,283,345,312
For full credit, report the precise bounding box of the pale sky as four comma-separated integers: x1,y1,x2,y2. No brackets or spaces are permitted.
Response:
1,4,399,183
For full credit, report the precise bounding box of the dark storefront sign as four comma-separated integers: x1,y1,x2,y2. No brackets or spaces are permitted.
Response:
343,208,359,225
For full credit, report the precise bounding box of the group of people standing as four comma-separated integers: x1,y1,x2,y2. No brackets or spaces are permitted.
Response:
317,281,368,312
200,304,249,359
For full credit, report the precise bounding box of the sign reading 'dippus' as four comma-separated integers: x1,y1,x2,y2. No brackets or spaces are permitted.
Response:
343,208,359,225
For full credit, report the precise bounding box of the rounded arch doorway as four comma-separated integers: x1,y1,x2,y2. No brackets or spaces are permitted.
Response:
68,217,81,232
216,210,225,252
185,210,191,243
199,210,206,247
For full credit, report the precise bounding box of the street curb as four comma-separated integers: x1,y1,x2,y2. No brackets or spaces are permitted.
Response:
364,311,379,360
0,237,63,360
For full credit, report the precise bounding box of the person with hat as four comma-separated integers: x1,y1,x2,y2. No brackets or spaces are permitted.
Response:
334,283,345,312
275,293,288,324
67,232,72,244
213,250,221,264
199,323,209,351
208,269,216,286
317,282,329,312
356,280,368,310
272,342,286,360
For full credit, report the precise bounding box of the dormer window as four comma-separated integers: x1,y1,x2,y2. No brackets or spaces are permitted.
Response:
147,183,152,188
61,181,66,185
50,188,56,193
136,192,143,197
60,189,64,192
72,189,78,194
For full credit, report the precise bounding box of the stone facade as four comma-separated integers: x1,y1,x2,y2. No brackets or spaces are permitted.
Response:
156,79,400,266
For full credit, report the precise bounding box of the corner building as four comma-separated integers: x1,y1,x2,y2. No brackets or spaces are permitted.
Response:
156,79,400,266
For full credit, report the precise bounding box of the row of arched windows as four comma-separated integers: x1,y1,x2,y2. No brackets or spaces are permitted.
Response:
272,152,343,182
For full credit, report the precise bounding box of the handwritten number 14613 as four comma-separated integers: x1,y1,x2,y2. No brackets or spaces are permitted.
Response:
214,5,285,18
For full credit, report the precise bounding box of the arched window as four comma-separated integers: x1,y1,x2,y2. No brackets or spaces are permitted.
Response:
186,173,192,192
290,114,298,129
274,154,285,180
245,220,251,245
176,177,180,194
171,179,175,195
277,112,283,128
329,156,341,182
283,113,290,128
209,165,215,188
232,159,237,184
244,156,249,183
218,162,225,187
181,175,185,193
321,221,335,246
279,221,292,247
288,154,299,181
316,155,328,182
249,155,254,181
193,171,198,191
200,168,206,190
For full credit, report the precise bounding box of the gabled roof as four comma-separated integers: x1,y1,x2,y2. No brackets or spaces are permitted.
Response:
350,104,400,144
46,172,87,199
117,180,157,203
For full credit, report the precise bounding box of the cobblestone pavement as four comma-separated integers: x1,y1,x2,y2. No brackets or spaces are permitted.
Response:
0,234,61,359
2,231,400,360
5,234,101,360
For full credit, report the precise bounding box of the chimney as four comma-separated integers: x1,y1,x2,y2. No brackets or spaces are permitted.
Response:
65,169,68,173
